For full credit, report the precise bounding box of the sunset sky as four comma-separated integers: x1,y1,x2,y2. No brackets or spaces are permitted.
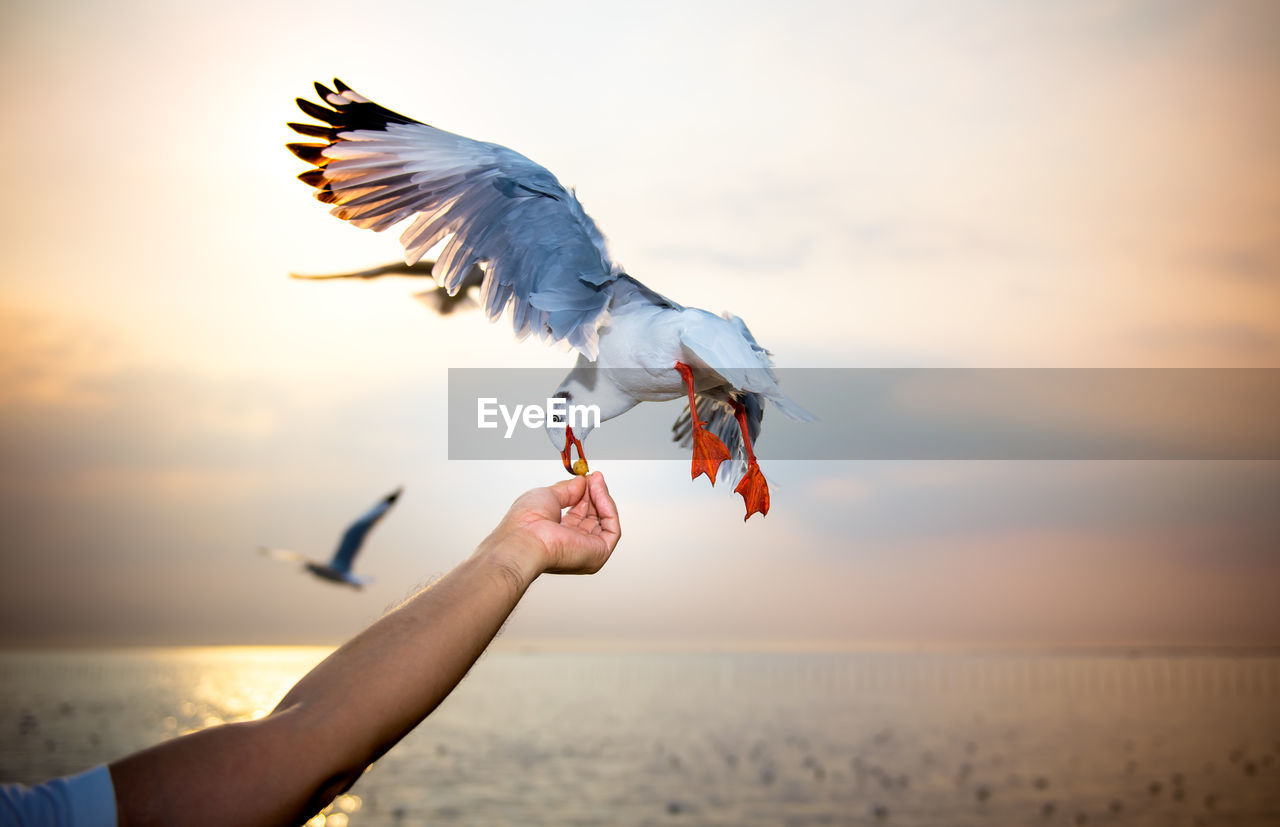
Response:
1,0,1277,647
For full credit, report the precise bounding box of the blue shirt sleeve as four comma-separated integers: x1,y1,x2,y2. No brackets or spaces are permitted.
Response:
0,765,117,827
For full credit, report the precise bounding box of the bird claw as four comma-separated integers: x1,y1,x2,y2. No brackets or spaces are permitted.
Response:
735,462,770,520
691,428,731,485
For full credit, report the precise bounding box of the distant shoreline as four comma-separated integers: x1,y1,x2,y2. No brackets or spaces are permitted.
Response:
3,641,1280,658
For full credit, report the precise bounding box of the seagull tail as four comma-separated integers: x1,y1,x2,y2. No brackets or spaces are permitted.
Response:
767,391,818,423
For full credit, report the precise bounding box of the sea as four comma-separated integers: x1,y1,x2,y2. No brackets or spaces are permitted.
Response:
1,647,1277,826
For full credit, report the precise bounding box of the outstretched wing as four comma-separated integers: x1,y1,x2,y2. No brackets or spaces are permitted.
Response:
291,259,485,316
289,260,440,280
259,546,312,565
672,393,764,487
328,487,401,575
288,80,622,358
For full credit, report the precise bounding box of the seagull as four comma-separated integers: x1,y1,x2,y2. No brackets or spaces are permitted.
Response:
287,80,814,519
260,487,402,589
291,260,485,316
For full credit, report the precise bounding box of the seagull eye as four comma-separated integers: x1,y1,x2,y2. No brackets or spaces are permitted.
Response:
552,390,570,424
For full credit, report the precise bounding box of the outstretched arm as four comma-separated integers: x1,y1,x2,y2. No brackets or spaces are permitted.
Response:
109,472,620,827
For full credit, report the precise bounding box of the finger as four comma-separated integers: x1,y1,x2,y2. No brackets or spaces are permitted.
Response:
560,501,599,535
568,490,595,520
585,472,621,548
544,475,589,512
561,487,597,528
561,506,588,530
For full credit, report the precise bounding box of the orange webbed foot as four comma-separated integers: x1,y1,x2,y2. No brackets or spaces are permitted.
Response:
735,462,770,520
691,427,732,485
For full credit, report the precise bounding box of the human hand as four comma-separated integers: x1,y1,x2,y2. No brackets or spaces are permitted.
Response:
485,472,621,585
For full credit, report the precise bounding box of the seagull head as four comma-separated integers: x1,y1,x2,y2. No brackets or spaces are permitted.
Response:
545,386,595,475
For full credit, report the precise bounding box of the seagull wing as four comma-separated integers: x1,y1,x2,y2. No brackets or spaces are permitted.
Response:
612,273,683,311
258,546,312,565
291,259,485,315
290,260,440,280
289,80,621,358
327,488,400,575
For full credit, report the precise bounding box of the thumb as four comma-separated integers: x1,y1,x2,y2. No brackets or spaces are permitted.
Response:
544,475,589,511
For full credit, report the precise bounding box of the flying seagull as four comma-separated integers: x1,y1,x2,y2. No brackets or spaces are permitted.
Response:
291,260,485,316
260,487,402,589
287,80,813,519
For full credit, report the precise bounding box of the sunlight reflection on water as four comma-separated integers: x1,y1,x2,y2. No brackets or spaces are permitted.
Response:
1,647,1278,826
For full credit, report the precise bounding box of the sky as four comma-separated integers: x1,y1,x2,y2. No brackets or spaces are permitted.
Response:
0,0,1277,647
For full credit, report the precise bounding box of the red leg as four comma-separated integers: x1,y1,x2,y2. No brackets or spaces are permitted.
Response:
730,399,770,520
560,424,589,476
675,362,731,485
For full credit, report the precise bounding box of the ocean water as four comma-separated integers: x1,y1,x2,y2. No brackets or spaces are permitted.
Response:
1,648,1277,826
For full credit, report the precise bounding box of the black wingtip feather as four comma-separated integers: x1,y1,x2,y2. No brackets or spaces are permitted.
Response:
288,122,333,138
294,80,427,133
288,81,430,203
296,97,341,124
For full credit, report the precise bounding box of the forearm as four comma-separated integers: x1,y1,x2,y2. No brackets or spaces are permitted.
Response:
111,535,542,827
274,534,540,763
109,472,619,827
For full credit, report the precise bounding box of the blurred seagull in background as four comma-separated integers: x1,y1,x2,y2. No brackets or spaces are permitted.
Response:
292,259,485,317
260,487,402,589
287,80,813,519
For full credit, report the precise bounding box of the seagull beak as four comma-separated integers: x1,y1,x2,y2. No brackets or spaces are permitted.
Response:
560,425,589,476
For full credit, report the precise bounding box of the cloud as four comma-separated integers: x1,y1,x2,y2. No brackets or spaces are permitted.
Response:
1129,323,1280,360
3,0,1280,648
1197,246,1280,285
3,313,1279,647
804,462,1280,580
0,308,462,644
0,304,128,409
